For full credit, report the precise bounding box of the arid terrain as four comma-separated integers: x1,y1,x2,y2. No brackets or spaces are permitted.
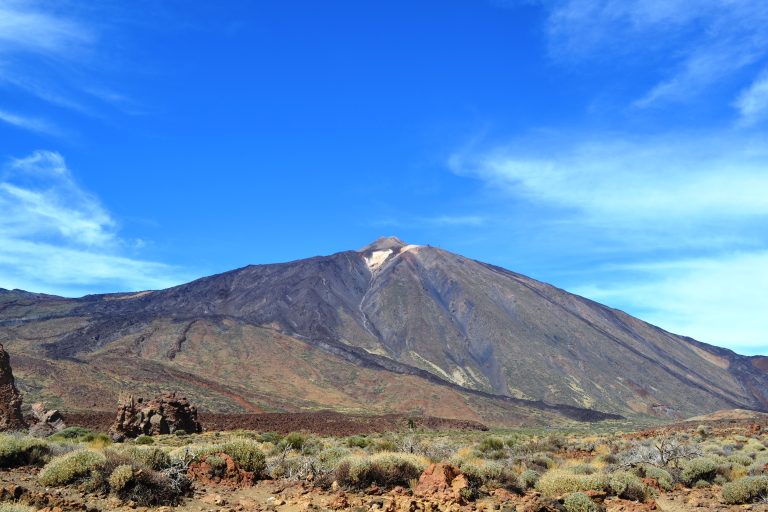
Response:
1,410,768,511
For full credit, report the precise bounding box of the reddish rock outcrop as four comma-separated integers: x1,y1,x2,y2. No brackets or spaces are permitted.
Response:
187,453,255,488
108,392,202,441
414,463,470,502
0,344,27,431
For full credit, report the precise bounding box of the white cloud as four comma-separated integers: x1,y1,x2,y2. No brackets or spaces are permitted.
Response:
575,251,768,353
0,0,94,59
0,108,59,135
0,150,188,296
421,215,486,226
450,134,768,231
735,71,768,126
450,132,768,353
542,0,768,108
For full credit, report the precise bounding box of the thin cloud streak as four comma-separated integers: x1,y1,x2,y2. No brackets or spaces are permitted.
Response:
542,0,768,111
0,150,189,296
0,108,60,135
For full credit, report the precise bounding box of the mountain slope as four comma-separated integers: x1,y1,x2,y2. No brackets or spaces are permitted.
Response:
1,237,766,422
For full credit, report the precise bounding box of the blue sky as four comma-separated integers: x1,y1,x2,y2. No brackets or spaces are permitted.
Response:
1,0,767,355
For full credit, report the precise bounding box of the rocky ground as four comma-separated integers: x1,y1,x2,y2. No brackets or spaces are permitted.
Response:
2,468,767,512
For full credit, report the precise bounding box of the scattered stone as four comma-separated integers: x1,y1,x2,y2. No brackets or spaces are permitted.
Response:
108,392,203,441
0,344,27,431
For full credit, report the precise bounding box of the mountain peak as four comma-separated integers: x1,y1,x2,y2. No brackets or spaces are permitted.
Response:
359,236,407,253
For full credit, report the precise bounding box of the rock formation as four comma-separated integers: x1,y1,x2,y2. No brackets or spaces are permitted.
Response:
0,344,27,431
414,463,470,502
28,402,66,437
109,392,203,441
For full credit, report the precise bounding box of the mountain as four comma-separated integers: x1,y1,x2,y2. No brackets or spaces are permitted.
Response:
1,237,766,425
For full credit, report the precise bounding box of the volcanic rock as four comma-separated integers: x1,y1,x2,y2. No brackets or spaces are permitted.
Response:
108,392,202,441
414,463,469,502
0,344,27,431
28,402,67,437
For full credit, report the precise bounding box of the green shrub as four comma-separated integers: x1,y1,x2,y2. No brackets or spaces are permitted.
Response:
347,436,369,449
257,432,283,444
478,437,505,453
135,435,154,445
681,457,719,486
722,476,768,504
610,471,649,501
638,465,674,491
519,469,540,489
193,439,265,473
0,505,36,512
536,470,609,496
0,435,51,468
281,432,306,451
174,430,187,437
39,449,106,486
370,439,398,453
570,464,596,475
205,455,227,476
118,446,171,470
108,464,134,492
459,460,519,490
728,454,753,467
48,427,92,440
564,492,598,512
336,453,426,489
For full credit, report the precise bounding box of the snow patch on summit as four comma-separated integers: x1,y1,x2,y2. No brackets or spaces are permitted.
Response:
365,249,393,270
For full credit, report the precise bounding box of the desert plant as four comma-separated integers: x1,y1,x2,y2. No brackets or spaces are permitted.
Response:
108,464,134,492
536,470,610,496
681,457,719,486
189,438,266,474
570,463,597,475
39,449,106,486
722,476,768,504
118,445,171,470
609,471,648,501
0,505,36,512
336,452,426,489
563,492,598,512
280,432,306,451
135,435,154,445
636,465,674,491
347,436,369,449
0,435,51,468
478,437,505,453
519,469,540,489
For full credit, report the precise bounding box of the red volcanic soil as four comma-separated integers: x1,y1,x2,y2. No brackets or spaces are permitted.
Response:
62,410,488,436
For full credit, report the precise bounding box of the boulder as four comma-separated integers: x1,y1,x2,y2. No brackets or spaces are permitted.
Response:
108,392,202,441
414,463,470,502
0,344,27,431
28,403,67,437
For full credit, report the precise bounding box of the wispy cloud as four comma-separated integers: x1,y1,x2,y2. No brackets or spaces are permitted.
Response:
450,134,768,233
450,132,768,352
0,1,136,131
574,251,768,354
0,0,94,58
0,150,188,296
541,0,768,111
0,108,59,135
735,70,768,126
421,215,486,227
